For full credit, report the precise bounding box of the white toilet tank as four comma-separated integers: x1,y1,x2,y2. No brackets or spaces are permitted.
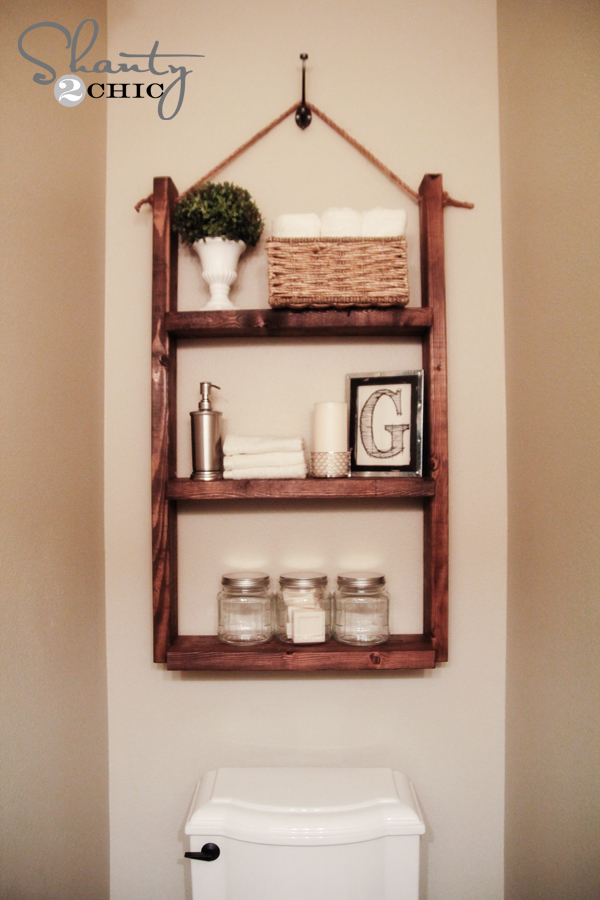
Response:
184,767,425,900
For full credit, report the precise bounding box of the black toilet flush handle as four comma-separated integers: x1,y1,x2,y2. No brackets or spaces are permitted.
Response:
185,842,220,862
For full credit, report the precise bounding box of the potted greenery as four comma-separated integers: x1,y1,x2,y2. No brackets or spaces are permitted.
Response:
172,181,264,310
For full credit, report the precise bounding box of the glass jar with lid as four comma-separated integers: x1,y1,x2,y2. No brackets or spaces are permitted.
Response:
217,571,273,645
275,571,331,643
333,571,390,646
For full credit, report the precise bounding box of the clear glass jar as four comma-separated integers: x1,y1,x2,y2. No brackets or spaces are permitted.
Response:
217,571,273,645
333,571,390,646
275,571,331,643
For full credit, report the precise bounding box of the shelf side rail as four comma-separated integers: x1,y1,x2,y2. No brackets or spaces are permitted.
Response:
152,176,180,661
420,174,449,662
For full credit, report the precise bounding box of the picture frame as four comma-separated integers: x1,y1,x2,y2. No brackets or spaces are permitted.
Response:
346,370,424,477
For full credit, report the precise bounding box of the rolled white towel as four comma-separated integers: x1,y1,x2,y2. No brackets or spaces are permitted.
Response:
223,433,304,456
224,450,306,471
320,207,362,237
361,207,407,237
224,462,307,480
272,213,321,238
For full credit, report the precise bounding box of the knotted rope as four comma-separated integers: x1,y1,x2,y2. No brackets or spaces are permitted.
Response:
135,102,473,212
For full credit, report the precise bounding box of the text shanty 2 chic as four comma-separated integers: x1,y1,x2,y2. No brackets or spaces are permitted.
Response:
18,18,203,119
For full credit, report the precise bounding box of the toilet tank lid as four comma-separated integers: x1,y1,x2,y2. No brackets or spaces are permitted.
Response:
185,768,425,845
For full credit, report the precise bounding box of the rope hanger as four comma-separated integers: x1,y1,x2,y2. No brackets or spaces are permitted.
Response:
135,55,474,213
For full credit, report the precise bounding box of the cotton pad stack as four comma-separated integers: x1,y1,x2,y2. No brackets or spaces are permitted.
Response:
320,207,362,237
223,434,307,480
361,207,407,237
271,208,407,238
272,214,321,238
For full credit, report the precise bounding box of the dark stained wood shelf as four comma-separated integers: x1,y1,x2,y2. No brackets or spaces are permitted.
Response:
165,307,433,339
167,635,436,671
151,173,449,671
168,476,436,501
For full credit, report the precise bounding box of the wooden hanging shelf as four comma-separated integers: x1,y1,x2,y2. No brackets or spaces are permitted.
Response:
150,174,449,672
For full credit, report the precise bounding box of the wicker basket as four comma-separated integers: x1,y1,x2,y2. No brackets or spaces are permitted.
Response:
266,236,409,309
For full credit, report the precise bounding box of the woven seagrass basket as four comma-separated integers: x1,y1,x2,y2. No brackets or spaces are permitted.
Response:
266,236,409,309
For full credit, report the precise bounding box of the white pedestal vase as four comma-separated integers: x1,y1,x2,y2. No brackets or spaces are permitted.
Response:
196,237,246,310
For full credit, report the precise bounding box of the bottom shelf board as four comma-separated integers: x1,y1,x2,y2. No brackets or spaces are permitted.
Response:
166,635,436,671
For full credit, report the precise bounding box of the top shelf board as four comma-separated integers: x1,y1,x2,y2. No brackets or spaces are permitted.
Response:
164,307,433,339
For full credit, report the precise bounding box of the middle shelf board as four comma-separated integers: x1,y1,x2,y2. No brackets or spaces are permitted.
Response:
167,476,436,501
164,307,434,339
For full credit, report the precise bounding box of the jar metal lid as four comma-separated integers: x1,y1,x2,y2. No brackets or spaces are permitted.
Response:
337,571,386,588
279,570,328,589
221,571,270,589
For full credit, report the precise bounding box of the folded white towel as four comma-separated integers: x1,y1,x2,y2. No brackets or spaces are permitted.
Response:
320,207,362,237
223,462,307,480
224,434,304,456
272,213,321,238
361,207,407,237
224,450,306,471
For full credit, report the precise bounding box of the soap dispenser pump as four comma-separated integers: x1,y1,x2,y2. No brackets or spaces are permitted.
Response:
190,382,223,481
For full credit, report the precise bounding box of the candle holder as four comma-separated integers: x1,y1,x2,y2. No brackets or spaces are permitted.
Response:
310,451,351,478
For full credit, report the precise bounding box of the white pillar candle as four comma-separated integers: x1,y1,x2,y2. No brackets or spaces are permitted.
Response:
313,402,348,452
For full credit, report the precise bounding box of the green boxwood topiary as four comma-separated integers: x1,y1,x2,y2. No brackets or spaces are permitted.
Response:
172,181,264,247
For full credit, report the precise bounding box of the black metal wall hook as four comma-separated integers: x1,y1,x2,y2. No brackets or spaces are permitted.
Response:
295,53,312,129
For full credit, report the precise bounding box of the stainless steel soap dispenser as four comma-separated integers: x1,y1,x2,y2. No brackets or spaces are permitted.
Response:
190,382,223,481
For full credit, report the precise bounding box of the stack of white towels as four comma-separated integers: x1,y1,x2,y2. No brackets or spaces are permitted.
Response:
272,207,407,238
223,434,307,480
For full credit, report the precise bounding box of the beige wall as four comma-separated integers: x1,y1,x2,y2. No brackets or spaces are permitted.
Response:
498,1,600,897
2,3,597,897
0,3,109,898
105,2,507,898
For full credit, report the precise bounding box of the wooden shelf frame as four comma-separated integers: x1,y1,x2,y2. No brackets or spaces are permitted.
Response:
165,306,433,338
167,476,436,501
167,635,436,671
151,174,449,671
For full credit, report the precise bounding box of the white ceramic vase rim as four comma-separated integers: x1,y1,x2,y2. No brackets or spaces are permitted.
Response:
196,235,246,245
